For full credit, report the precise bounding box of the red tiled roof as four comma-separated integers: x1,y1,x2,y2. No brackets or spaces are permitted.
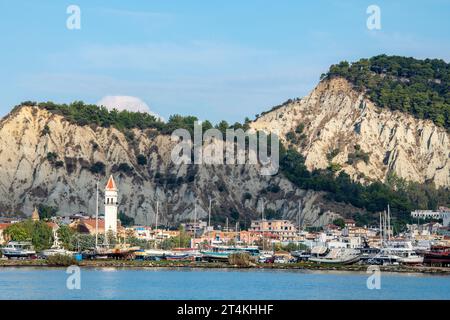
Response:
46,222,59,229
82,219,105,229
105,175,117,191
0,223,11,230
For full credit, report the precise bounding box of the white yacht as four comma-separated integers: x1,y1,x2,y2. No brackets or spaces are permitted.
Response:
40,247,73,258
1,242,36,259
370,206,423,265
371,241,423,265
309,248,361,265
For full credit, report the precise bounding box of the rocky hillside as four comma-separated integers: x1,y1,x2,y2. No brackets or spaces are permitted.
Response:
251,77,449,187
0,105,352,227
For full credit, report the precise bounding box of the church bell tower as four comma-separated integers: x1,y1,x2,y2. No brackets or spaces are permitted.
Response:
104,175,118,235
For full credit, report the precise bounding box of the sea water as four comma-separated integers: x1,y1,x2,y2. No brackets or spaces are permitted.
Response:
0,267,449,300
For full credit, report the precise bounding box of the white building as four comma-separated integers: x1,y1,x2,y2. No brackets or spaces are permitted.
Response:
104,175,118,235
411,207,450,227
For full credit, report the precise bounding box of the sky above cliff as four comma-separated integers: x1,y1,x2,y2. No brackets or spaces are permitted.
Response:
0,0,449,123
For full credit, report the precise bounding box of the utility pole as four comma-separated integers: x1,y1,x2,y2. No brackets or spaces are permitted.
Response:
95,180,99,249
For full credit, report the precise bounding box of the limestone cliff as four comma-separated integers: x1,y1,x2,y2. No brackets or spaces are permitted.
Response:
251,77,449,187
0,106,346,227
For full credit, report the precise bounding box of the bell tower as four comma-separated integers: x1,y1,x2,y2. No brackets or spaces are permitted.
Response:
104,175,118,235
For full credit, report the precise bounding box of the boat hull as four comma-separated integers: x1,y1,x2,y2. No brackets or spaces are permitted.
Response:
1,249,36,259
309,255,361,265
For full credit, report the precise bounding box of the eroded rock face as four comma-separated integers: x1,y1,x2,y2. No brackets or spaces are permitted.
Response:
251,77,449,187
0,106,344,227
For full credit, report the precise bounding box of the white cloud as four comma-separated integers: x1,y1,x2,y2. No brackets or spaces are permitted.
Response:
96,95,163,120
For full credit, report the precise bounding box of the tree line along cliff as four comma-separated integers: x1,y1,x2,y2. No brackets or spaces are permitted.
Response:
323,55,450,129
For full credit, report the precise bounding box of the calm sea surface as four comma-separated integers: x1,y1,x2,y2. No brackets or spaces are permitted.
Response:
0,267,449,300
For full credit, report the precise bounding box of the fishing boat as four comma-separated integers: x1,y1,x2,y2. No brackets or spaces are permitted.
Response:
309,248,361,265
290,250,311,262
165,252,195,261
40,247,73,258
423,245,450,266
258,250,275,263
201,250,232,262
1,241,36,259
144,249,171,258
212,245,260,256
202,245,260,262
82,245,141,260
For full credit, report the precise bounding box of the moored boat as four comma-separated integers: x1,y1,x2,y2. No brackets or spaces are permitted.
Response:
165,253,195,261
40,248,73,258
1,242,36,259
309,248,361,265
423,245,450,267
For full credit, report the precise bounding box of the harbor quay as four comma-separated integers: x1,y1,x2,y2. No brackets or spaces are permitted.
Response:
1,176,449,271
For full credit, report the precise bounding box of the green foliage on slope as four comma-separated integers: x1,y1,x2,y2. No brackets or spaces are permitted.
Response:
323,55,450,129
279,146,450,230
14,101,250,137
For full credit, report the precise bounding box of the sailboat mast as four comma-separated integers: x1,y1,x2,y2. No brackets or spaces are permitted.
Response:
208,197,212,229
387,204,391,240
95,181,99,249
261,200,265,252
193,203,197,241
155,201,159,234
379,211,383,245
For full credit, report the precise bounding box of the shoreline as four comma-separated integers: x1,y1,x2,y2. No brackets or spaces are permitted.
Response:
1,259,449,275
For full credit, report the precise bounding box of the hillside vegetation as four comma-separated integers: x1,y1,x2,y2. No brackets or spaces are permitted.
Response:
279,146,450,229
323,55,450,129
13,101,250,135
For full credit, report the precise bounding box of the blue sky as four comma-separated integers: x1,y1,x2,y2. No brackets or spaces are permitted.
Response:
0,0,449,123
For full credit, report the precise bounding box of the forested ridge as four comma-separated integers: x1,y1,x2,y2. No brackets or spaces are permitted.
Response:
279,146,449,230
12,101,250,135
323,55,450,129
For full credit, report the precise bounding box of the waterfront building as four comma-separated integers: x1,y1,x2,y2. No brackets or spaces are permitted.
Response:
129,226,152,240
191,230,240,247
344,219,356,228
0,217,21,224
182,220,208,237
249,219,298,241
411,207,450,227
70,218,105,235
104,175,118,235
56,213,93,225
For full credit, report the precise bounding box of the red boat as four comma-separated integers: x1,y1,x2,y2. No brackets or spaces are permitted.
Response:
423,246,450,267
